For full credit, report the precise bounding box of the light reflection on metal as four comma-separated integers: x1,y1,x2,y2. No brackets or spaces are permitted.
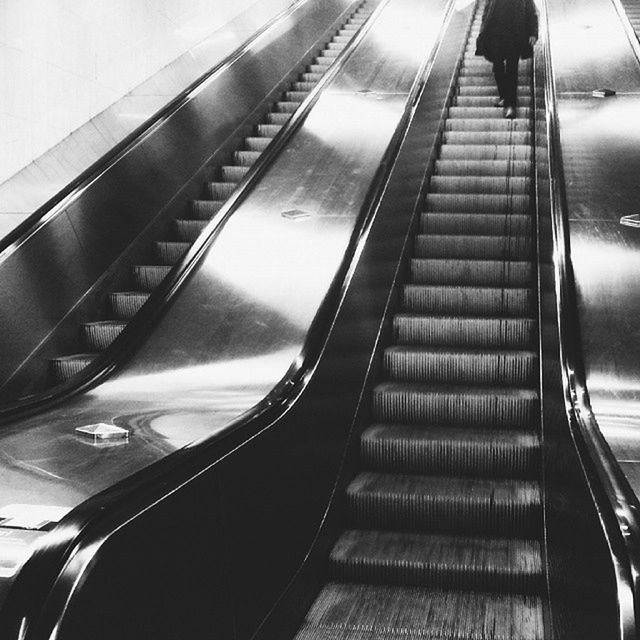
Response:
620,214,640,228
281,209,312,220
75,423,130,443
0,505,72,530
592,88,616,97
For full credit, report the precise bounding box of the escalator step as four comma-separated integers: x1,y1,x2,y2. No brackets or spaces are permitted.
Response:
445,117,530,131
293,82,316,92
312,58,333,67
393,315,536,349
420,212,532,235
83,320,127,351
455,96,532,108
207,181,237,199
346,472,541,535
443,130,531,144
256,124,283,137
109,292,150,320
233,150,261,166
373,382,538,429
275,101,302,113
383,346,537,386
296,582,545,640
173,219,208,242
414,234,533,260
332,35,351,43
439,143,531,160
285,91,310,101
330,530,543,592
425,193,530,213
191,200,224,219
132,265,171,291
245,136,272,151
153,241,191,265
401,284,534,316
457,75,527,88
321,49,341,58
361,424,540,476
458,84,532,96
49,354,98,383
435,159,530,176
449,106,531,119
430,176,530,194
221,165,249,182
302,72,324,82
266,112,291,125
410,258,533,286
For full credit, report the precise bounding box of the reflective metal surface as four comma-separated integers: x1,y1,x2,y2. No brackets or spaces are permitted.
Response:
0,0,451,616
0,1,458,636
548,0,640,509
0,0,357,399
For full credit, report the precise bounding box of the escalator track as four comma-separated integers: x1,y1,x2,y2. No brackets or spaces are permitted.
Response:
294,8,546,639
47,1,374,386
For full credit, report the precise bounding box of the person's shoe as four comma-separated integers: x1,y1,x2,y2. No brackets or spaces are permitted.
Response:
504,106,516,119
495,97,505,107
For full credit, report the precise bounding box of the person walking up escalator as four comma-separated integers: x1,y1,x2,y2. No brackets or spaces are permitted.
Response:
475,0,538,118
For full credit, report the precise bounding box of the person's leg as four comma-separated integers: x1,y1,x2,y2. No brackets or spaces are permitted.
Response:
492,59,506,104
504,56,519,107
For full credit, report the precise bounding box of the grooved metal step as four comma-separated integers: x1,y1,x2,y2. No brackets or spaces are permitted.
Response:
401,284,534,316
414,234,533,260
435,159,530,176
430,176,530,194
393,315,536,349
330,530,543,592
425,193,530,213
191,200,224,219
49,354,98,383
109,292,150,320
346,472,542,535
153,241,191,265
410,258,533,286
83,321,127,351
420,212,532,236
383,346,537,386
361,424,540,477
373,382,539,429
132,265,171,291
296,582,545,640
173,219,208,242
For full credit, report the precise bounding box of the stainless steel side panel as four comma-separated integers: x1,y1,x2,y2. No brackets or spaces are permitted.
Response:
548,0,640,499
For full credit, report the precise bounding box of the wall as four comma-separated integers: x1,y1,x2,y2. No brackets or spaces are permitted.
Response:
0,0,278,187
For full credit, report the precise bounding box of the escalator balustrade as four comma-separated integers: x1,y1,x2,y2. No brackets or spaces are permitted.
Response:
294,7,545,639
49,1,374,384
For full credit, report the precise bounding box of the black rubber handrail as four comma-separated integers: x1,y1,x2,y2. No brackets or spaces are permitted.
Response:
540,0,640,635
0,1,459,636
0,0,387,423
0,0,331,262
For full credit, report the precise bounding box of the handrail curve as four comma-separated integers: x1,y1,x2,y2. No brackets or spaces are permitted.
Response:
539,0,640,635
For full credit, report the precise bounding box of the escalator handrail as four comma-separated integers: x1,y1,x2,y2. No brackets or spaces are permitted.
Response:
539,0,640,635
0,0,339,263
0,1,459,636
0,0,389,423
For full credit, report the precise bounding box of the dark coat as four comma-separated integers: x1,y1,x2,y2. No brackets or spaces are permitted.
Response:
475,0,539,62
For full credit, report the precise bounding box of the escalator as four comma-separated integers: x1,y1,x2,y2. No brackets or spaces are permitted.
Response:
49,1,375,385
0,1,636,638
0,0,378,405
292,9,546,639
